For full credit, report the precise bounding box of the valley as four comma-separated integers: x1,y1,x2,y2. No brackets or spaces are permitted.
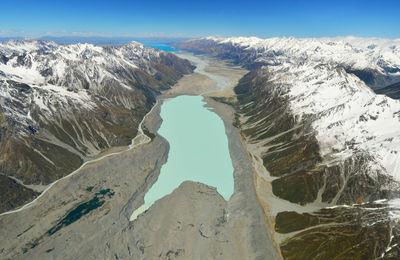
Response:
0,40,194,213
0,51,280,259
177,37,400,259
2,0,399,259
2,36,400,259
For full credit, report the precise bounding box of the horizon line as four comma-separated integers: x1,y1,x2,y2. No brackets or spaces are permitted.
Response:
1,35,400,41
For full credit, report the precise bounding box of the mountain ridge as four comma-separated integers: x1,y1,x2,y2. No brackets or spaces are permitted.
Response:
177,36,400,89
0,39,194,213
177,36,400,258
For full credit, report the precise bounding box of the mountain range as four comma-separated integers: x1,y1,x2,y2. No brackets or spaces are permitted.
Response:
1,36,400,258
0,39,193,213
176,36,400,258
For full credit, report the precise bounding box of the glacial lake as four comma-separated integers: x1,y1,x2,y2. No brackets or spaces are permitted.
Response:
144,43,177,52
131,95,234,220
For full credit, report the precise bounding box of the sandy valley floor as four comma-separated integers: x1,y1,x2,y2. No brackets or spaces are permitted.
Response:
0,52,281,260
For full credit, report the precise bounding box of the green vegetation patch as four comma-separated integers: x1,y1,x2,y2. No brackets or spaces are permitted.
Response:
275,211,321,234
272,169,323,205
280,202,400,259
0,175,39,213
262,138,321,177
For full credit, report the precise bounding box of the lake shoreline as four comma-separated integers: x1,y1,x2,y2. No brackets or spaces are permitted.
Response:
146,51,282,258
0,51,281,259
203,96,283,259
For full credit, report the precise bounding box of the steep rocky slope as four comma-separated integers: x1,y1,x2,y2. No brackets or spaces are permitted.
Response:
176,36,400,89
0,63,279,260
179,37,400,259
234,70,400,259
376,81,400,99
0,39,193,213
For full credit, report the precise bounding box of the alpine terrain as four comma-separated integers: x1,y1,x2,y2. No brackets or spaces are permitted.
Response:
176,36,400,259
1,35,400,259
0,39,193,213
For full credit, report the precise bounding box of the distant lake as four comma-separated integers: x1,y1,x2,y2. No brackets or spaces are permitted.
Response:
131,95,234,220
145,43,177,52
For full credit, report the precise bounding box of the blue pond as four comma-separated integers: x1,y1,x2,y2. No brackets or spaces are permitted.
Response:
131,95,234,220
145,43,177,52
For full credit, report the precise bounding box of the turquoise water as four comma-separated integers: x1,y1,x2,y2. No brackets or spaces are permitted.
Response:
145,43,177,52
131,95,234,220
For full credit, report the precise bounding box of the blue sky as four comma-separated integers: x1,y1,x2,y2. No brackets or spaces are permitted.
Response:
1,0,399,38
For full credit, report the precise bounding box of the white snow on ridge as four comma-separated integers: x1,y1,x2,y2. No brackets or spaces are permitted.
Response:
0,39,168,134
0,39,57,55
32,84,94,111
388,198,400,221
0,40,160,88
263,60,400,181
207,36,400,75
0,60,45,84
201,36,400,181
0,79,96,131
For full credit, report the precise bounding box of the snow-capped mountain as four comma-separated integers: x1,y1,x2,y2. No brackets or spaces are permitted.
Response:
178,36,400,183
0,40,190,90
0,40,192,133
239,63,400,259
0,39,193,212
271,62,400,181
177,37,400,258
177,36,400,89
